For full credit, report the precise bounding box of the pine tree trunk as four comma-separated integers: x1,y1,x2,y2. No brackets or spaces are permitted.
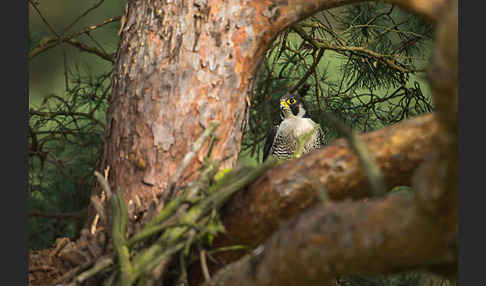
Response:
97,0,259,208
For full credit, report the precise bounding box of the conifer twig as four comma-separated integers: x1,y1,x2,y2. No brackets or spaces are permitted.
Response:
73,256,114,285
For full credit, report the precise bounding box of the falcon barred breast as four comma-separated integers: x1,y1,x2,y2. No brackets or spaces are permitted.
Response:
262,93,325,161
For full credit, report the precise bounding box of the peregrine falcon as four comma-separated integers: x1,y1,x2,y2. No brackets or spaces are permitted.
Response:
262,93,325,161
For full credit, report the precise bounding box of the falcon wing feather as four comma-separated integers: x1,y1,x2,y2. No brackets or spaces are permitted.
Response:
262,125,279,162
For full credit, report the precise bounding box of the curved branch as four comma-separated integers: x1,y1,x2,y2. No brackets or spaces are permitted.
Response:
206,191,456,286
259,0,445,44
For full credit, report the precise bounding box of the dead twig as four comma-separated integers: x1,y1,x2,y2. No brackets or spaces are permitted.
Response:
71,256,114,286
200,249,211,282
29,16,121,60
94,171,113,199
29,0,60,38
65,39,115,63
62,0,106,34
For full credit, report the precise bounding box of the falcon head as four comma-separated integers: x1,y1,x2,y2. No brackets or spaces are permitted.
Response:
279,93,308,119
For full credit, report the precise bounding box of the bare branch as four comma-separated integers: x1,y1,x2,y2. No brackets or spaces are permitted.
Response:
29,16,121,60
29,0,60,38
62,0,106,34
289,48,326,93
65,39,115,63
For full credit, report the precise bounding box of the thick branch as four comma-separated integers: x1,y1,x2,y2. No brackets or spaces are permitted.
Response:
206,191,456,286
261,0,445,43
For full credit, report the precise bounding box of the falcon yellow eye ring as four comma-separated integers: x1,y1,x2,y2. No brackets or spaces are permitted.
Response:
287,98,296,104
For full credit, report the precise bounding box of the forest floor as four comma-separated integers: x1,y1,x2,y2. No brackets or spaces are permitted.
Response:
29,238,74,286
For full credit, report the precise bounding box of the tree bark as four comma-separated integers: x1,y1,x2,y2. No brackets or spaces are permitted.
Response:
205,193,456,286
97,0,251,208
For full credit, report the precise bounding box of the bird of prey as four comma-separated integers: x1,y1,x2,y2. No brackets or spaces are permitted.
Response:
262,93,325,161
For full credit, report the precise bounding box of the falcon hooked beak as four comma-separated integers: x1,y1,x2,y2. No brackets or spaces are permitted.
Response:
280,100,293,119
280,100,290,110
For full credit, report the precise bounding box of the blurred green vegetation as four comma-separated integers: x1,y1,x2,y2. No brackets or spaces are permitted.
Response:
29,71,110,248
29,0,125,105
29,0,124,249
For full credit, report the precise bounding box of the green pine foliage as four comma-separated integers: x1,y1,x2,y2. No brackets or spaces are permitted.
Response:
29,71,110,249
241,2,435,162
